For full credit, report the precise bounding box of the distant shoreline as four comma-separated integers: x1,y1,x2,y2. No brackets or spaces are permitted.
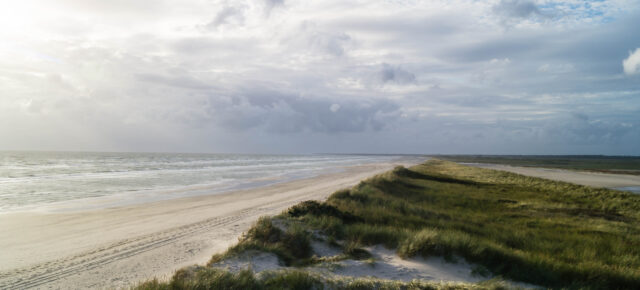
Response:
460,162,640,191
433,155,640,175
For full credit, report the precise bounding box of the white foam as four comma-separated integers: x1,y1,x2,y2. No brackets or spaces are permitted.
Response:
0,152,399,213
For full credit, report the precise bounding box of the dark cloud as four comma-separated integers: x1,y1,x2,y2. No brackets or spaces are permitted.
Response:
434,9,640,98
559,15,640,73
493,0,541,19
336,13,464,37
379,64,416,85
436,94,531,108
571,111,589,121
207,91,400,134
542,113,637,145
297,22,353,57
265,0,284,7
443,35,542,62
205,6,245,29
136,73,217,90
264,0,284,13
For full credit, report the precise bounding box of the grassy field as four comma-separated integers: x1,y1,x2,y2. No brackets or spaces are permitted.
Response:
137,160,640,289
434,155,640,175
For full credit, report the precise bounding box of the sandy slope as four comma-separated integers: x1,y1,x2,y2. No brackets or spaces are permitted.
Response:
211,244,485,284
0,159,421,289
467,163,640,188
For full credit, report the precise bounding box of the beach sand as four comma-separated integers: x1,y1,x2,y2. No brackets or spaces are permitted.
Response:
468,163,640,188
0,159,421,289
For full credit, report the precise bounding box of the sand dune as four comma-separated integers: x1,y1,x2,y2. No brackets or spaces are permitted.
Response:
0,159,420,289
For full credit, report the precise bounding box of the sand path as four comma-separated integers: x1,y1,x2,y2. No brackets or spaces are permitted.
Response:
466,163,640,189
0,159,420,289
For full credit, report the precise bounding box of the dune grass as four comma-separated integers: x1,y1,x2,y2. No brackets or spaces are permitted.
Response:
290,161,640,288
136,160,640,289
135,266,509,290
207,216,313,267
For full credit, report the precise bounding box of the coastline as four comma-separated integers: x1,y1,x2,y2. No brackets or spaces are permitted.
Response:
463,162,640,190
0,153,403,214
0,158,422,289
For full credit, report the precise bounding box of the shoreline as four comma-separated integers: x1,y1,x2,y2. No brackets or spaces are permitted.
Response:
0,156,401,215
462,162,640,190
0,158,422,289
1,166,338,215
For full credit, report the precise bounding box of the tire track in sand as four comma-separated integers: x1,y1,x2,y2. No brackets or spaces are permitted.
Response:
0,162,399,289
0,206,271,289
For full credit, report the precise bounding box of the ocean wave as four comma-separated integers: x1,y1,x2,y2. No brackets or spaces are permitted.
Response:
0,152,394,212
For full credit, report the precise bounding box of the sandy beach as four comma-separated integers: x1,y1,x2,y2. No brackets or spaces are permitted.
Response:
467,163,640,189
0,159,421,289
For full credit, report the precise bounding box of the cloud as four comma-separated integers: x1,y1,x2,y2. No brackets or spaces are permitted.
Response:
291,21,353,57
623,48,640,75
263,0,284,14
265,0,284,8
205,6,245,29
379,64,416,85
543,112,636,145
207,92,400,134
1,0,639,154
493,0,540,19
310,31,351,57
136,73,217,90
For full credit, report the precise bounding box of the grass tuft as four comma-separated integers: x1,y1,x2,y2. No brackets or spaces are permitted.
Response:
136,266,260,290
209,217,312,267
288,200,361,224
343,241,372,260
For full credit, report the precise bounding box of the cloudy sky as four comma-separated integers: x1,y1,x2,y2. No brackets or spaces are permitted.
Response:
1,0,639,154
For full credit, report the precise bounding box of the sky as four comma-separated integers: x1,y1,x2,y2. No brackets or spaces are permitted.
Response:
0,0,639,155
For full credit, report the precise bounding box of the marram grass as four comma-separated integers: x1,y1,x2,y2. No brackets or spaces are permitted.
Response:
136,160,640,289
135,267,509,290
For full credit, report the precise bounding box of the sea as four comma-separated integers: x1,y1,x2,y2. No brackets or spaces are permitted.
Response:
614,186,640,194
0,151,405,213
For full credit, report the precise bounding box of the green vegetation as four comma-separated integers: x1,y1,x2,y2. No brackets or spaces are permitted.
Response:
135,266,509,290
434,155,640,175
136,160,640,289
137,268,261,290
208,217,313,267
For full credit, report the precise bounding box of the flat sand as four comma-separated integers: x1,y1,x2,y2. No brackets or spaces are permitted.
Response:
0,159,421,289
467,163,640,189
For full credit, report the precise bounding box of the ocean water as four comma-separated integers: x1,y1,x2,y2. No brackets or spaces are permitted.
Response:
615,186,640,194
0,151,402,213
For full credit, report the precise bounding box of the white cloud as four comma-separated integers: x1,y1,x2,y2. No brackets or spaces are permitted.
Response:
0,0,639,154
623,48,640,75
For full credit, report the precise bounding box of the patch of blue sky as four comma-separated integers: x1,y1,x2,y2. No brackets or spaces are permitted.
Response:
537,0,620,25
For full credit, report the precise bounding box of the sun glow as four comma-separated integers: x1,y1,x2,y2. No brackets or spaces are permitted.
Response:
0,2,45,37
